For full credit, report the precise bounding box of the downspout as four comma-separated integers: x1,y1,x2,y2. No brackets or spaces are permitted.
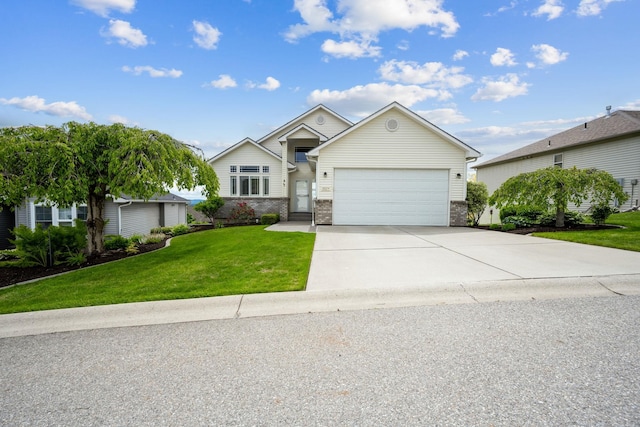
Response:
118,201,133,235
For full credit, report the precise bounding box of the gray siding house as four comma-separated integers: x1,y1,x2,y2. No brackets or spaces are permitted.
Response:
474,109,640,224
210,102,480,226
0,193,188,249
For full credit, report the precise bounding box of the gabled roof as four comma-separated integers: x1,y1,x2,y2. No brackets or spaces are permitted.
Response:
474,110,640,169
278,123,329,143
256,104,353,145
307,102,481,160
208,137,296,169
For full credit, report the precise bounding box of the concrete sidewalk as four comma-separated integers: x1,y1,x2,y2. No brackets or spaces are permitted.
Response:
1,274,639,338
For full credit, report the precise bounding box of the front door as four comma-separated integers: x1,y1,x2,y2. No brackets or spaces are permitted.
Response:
294,180,310,212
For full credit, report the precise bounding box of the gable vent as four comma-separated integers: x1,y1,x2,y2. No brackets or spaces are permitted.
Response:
385,118,399,132
316,114,325,125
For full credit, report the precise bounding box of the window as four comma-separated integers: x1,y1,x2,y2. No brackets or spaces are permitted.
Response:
553,153,563,168
251,177,260,195
240,176,250,196
58,207,73,226
263,177,270,196
230,176,237,195
240,165,259,173
262,166,270,173
295,147,312,163
230,166,237,173
35,206,53,228
77,206,88,221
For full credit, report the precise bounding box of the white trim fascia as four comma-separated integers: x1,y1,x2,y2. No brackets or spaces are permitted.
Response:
208,138,294,168
308,102,481,160
277,123,329,143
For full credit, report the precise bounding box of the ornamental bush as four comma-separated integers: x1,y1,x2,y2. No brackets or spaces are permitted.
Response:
591,205,615,225
261,213,280,225
228,202,256,224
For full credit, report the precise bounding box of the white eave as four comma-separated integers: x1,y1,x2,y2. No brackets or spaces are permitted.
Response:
278,123,329,143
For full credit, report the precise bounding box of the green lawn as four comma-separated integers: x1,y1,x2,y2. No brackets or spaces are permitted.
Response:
0,226,315,314
533,211,640,252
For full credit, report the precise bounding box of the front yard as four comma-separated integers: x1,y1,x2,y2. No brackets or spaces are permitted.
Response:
532,211,640,252
0,226,315,314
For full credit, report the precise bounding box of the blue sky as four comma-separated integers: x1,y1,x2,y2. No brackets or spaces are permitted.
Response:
1,0,639,197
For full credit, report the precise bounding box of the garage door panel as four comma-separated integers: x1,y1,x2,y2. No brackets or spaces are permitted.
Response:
333,169,449,226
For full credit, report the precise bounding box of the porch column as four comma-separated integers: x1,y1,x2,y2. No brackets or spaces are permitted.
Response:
281,139,289,200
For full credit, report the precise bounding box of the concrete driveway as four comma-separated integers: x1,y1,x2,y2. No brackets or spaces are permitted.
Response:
307,226,640,291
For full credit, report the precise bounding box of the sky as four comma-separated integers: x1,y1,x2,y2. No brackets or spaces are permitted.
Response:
1,0,639,198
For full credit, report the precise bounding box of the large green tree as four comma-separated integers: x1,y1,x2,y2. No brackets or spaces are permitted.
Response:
488,166,627,227
0,122,219,254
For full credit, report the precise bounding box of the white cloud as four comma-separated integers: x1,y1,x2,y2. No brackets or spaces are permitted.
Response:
108,114,136,125
397,40,410,51
490,47,517,67
0,95,93,120
102,19,148,48
321,39,381,59
71,0,135,17
471,74,530,102
378,60,473,95
452,49,469,61
247,76,281,91
206,74,238,89
307,82,441,117
285,0,459,57
576,0,624,16
417,108,470,125
192,20,222,50
618,99,640,110
532,0,564,20
531,43,569,65
485,1,518,16
122,65,182,78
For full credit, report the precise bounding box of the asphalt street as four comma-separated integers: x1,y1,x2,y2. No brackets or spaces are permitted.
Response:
1,295,638,426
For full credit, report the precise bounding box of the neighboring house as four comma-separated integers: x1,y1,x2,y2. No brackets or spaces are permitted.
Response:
0,193,188,249
209,102,481,226
474,109,640,224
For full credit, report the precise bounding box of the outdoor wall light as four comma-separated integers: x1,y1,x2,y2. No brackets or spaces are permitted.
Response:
323,172,327,178
456,173,462,179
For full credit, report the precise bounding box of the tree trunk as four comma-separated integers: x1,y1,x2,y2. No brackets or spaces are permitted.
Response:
86,191,106,255
555,207,565,228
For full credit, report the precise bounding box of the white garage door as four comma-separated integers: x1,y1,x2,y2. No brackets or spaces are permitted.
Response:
333,169,449,226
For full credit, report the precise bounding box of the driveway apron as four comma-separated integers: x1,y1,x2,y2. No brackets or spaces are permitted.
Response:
306,226,640,291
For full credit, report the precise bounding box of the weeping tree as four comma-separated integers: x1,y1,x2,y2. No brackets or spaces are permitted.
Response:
0,122,219,254
466,181,488,226
488,166,627,227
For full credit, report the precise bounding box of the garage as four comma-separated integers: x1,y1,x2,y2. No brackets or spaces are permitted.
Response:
333,169,449,226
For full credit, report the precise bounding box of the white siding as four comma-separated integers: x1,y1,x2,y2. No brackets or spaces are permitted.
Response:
15,201,30,228
210,143,283,198
163,203,186,227
103,200,119,236
260,111,350,154
316,110,467,201
120,203,160,237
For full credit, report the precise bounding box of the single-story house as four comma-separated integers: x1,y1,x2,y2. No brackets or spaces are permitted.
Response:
0,193,188,249
474,108,640,224
209,102,481,226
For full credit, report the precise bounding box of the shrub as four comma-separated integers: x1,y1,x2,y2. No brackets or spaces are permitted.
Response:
467,181,488,226
128,234,145,245
591,205,614,225
125,241,139,255
194,196,225,224
150,226,172,234
171,223,190,236
499,206,518,222
502,215,533,228
142,233,166,244
501,223,516,231
261,213,280,225
10,225,48,267
228,202,256,224
538,210,584,227
65,251,87,266
10,222,88,267
104,235,130,251
490,224,502,231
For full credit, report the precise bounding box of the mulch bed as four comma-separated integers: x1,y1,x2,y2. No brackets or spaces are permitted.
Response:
477,223,618,235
